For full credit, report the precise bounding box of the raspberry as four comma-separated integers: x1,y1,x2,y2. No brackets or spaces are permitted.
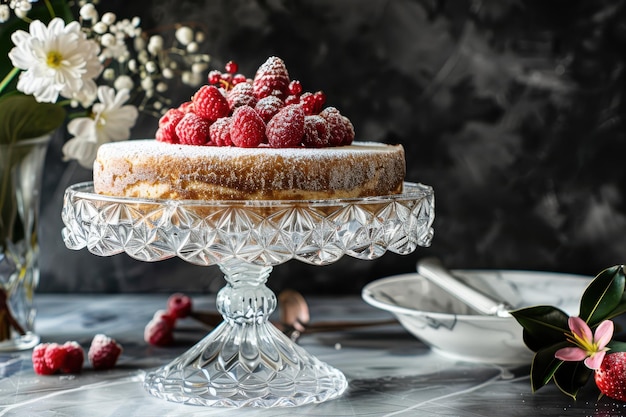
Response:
88,334,123,370
302,115,331,148
227,82,257,111
209,117,233,146
230,105,266,148
167,293,193,319
341,115,355,145
44,343,66,373
61,341,84,374
144,315,175,346
225,60,238,74
156,108,184,144
32,343,55,375
177,101,194,113
299,92,317,116
175,112,211,145
266,104,305,148
192,85,230,122
253,56,290,99
284,95,300,106
319,107,350,146
254,96,284,122
288,80,302,96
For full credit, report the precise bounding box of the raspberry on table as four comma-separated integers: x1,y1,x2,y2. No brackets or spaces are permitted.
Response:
88,334,123,370
302,115,331,148
175,112,212,145
266,104,305,148
192,85,230,122
61,341,85,374
43,343,66,373
167,293,193,319
32,343,55,375
144,315,175,347
209,117,233,146
230,105,266,148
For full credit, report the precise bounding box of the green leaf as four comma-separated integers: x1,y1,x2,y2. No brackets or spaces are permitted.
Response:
0,94,65,144
607,340,626,352
530,342,568,392
511,305,570,352
580,265,625,326
553,360,593,400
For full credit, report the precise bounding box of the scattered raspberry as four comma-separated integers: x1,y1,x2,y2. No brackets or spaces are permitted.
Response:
230,105,266,148
88,334,123,370
175,112,212,145
32,343,55,375
595,352,626,401
254,95,284,122
227,82,257,110
61,341,85,374
210,117,233,146
266,104,305,148
319,107,350,146
156,108,184,144
44,343,66,373
144,314,175,346
167,293,193,319
192,85,230,122
302,115,331,148
32,342,85,374
253,56,290,99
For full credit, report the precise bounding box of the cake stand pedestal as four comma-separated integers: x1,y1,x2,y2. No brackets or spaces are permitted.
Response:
61,182,434,407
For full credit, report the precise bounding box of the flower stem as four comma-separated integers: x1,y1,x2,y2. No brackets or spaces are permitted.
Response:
0,68,20,97
43,0,56,18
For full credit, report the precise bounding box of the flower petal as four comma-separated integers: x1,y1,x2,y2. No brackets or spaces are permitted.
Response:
594,320,614,349
555,347,588,362
569,316,592,342
584,351,606,370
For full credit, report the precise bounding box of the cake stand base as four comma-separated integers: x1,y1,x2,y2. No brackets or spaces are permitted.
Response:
143,320,347,407
143,260,347,407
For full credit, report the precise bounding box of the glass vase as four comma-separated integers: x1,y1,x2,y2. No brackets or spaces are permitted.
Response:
0,134,50,351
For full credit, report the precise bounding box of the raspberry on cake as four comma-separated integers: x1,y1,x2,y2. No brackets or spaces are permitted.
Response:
94,56,406,201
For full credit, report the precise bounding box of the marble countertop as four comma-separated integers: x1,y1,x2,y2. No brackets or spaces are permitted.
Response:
1,294,624,416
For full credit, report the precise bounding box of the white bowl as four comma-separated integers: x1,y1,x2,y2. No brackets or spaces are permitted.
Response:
362,270,590,364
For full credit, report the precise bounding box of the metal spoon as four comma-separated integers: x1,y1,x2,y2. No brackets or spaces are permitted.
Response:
189,290,397,341
416,257,513,317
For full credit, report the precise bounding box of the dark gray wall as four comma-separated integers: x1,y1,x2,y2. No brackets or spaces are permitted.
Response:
40,0,626,294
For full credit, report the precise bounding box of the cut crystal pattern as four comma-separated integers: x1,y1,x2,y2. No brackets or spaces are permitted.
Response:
61,181,434,407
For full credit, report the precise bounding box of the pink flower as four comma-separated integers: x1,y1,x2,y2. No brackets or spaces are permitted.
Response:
555,317,613,370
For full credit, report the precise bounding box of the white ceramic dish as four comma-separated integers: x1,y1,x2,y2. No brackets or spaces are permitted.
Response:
362,270,591,364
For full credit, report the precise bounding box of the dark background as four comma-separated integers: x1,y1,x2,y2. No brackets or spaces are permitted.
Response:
39,0,626,294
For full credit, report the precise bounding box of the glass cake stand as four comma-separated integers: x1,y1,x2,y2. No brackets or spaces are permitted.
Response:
61,181,434,408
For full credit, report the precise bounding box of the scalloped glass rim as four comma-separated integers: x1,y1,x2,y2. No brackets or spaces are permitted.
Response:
65,181,433,206
62,181,435,266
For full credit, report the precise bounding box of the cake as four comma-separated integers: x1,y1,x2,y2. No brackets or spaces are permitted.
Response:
93,57,406,201
93,140,405,200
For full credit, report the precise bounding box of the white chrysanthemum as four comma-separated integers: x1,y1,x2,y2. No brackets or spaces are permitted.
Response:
63,86,138,168
8,17,102,103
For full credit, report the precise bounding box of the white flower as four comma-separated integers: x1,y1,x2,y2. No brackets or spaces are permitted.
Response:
63,86,138,168
0,5,11,23
8,17,102,103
